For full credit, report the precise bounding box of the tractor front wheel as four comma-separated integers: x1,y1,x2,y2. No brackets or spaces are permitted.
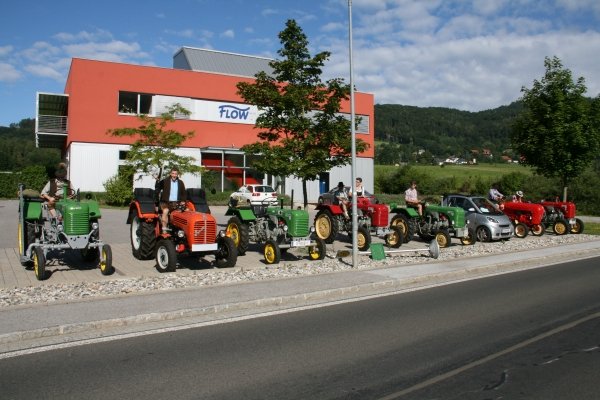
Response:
570,218,584,234
514,223,529,238
435,229,451,248
385,226,403,248
530,224,545,236
553,219,569,235
264,240,281,264
460,228,476,246
33,247,46,281
155,239,177,273
100,245,115,275
357,226,371,252
215,236,238,268
314,210,338,244
308,237,327,261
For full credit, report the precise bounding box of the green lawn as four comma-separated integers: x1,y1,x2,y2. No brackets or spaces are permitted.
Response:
583,222,600,235
376,163,533,181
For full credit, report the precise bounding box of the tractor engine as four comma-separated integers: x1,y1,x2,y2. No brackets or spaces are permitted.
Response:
170,210,218,247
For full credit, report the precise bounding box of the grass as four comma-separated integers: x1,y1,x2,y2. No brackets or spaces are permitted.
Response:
376,162,533,181
583,222,600,235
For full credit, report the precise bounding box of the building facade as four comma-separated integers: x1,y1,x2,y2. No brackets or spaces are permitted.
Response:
35,47,375,203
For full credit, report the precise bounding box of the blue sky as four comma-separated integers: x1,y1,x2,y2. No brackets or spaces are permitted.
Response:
1,0,600,127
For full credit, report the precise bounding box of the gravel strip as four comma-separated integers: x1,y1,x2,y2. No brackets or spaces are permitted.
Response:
1,234,597,308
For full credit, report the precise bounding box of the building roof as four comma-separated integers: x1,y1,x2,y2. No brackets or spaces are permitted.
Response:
173,47,274,78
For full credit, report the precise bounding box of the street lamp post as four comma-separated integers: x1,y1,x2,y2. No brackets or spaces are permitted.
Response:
348,0,357,268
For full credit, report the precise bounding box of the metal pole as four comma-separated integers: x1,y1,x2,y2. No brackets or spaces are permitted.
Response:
348,0,357,268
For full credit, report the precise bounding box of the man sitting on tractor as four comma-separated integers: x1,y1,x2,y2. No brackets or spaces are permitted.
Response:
40,162,73,219
404,180,423,217
156,166,187,233
512,190,524,203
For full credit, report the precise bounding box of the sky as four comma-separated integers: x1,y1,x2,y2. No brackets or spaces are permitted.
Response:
1,0,600,127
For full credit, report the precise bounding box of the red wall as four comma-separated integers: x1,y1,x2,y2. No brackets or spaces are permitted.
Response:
64,58,375,157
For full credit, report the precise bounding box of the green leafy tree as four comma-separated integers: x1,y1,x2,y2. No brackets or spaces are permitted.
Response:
236,19,369,207
511,56,600,198
108,104,203,181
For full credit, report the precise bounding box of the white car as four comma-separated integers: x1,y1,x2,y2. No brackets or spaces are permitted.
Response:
230,184,279,206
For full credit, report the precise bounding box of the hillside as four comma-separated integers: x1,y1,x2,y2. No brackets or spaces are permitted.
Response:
374,102,523,162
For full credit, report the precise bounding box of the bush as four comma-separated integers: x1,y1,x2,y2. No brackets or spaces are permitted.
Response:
103,174,133,206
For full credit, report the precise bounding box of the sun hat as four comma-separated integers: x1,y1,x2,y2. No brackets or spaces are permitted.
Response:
516,190,524,197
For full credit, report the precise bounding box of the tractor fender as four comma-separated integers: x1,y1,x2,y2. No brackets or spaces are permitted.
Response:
225,207,257,222
314,203,345,215
390,207,419,219
126,202,157,224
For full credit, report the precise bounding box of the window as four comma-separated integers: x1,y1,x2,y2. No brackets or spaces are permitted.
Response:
118,92,152,114
119,150,129,160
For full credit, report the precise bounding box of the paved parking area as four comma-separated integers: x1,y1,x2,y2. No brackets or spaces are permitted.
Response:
0,201,428,288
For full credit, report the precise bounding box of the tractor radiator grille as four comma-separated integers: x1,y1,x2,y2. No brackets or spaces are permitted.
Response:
192,219,217,245
288,211,310,237
64,211,90,235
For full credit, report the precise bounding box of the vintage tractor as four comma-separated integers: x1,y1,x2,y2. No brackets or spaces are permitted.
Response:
537,200,584,235
389,201,475,248
225,197,326,264
17,183,114,280
127,188,237,272
314,196,403,251
500,201,545,238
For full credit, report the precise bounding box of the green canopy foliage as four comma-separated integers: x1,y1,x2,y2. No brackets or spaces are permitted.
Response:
108,104,203,180
511,56,600,189
236,19,369,207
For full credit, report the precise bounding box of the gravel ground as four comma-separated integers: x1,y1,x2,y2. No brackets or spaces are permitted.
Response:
1,234,597,308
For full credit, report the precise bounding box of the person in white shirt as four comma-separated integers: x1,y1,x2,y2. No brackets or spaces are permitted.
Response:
404,180,422,216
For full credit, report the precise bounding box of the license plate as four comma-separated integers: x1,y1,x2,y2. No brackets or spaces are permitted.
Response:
291,239,310,247
502,228,511,234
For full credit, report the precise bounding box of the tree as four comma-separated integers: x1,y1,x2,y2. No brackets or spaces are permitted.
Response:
511,56,600,198
236,19,369,208
108,104,203,181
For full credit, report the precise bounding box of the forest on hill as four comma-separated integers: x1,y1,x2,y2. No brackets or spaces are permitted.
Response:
374,101,524,164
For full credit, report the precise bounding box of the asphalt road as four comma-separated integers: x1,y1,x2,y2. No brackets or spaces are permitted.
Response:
1,257,598,399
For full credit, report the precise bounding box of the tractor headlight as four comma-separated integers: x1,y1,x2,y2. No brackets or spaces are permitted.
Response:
283,225,288,232
218,230,226,237
177,230,185,238
92,222,99,230
310,226,315,233
57,224,64,232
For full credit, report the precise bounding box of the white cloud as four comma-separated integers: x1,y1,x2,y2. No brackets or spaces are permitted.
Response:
220,29,235,39
0,62,22,82
0,45,13,57
23,63,64,81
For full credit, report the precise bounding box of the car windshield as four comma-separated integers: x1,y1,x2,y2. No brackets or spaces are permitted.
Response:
472,197,503,215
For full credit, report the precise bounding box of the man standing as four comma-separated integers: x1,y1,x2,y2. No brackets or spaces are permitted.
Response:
157,166,187,233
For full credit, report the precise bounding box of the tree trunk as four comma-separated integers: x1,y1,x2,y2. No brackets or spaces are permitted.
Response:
302,179,308,209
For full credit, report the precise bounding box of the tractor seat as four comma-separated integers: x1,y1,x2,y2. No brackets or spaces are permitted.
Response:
187,188,211,214
134,188,156,214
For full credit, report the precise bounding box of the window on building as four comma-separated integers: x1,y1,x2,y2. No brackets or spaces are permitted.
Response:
118,92,152,114
119,150,129,160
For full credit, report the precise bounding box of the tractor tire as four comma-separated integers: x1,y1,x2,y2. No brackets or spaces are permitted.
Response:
476,226,492,242
33,247,46,281
570,218,584,234
385,226,403,248
530,223,545,236
155,239,177,273
357,225,371,252
514,223,529,238
226,216,249,256
99,245,115,275
308,237,327,261
390,214,414,243
131,215,157,260
18,221,36,268
314,209,338,244
435,229,451,248
215,236,238,268
460,228,477,246
553,218,569,235
264,239,281,264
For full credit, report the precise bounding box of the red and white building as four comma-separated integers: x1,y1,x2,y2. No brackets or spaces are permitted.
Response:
35,47,375,203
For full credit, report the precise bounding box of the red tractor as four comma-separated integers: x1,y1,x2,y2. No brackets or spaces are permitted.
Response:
501,201,546,238
314,196,402,251
537,200,584,235
127,188,237,272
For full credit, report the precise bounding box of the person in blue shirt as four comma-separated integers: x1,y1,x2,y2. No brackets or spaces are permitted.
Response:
157,166,187,232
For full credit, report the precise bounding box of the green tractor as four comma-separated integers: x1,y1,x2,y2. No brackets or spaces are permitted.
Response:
389,201,475,248
225,197,326,264
17,183,114,280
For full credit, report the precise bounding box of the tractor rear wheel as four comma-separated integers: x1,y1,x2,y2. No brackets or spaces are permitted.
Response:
18,222,36,268
264,240,281,264
33,247,46,281
553,218,569,235
155,239,177,273
514,223,529,238
385,226,403,248
390,214,414,243
435,229,451,248
131,215,157,260
215,236,238,268
308,237,326,260
99,245,115,275
314,210,338,244
570,218,584,234
530,223,545,236
226,216,249,256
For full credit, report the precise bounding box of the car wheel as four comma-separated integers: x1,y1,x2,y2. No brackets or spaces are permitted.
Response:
476,226,492,242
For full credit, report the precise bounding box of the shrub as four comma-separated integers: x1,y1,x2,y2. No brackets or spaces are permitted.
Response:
103,174,133,206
